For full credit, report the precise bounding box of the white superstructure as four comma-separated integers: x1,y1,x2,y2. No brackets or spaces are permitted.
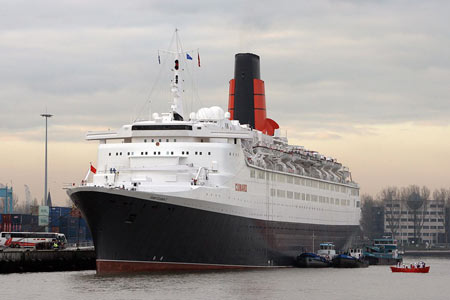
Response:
83,106,360,227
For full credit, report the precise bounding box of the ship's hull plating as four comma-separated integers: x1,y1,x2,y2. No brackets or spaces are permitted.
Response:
70,188,359,274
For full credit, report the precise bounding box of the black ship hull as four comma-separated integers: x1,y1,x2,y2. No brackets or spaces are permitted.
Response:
69,188,359,274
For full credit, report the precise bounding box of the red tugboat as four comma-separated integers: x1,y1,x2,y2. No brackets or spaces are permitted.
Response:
390,261,430,273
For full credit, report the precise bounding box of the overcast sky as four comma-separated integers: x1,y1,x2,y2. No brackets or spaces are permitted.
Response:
1,0,449,205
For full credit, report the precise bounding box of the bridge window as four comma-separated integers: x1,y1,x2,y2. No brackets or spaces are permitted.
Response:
132,125,192,131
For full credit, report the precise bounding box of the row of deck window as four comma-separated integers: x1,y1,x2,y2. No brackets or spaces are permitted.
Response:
386,211,444,215
269,188,352,206
144,138,177,143
141,138,206,143
250,169,358,195
386,218,445,223
108,151,212,156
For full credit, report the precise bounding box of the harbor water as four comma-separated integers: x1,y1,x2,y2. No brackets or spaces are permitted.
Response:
1,257,449,300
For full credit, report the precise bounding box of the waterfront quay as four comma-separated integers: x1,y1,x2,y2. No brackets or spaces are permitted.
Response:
0,247,95,273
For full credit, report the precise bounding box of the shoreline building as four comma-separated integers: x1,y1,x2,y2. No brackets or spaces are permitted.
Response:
384,199,446,246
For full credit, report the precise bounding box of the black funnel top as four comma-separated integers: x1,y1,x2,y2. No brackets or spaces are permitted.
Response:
233,53,260,128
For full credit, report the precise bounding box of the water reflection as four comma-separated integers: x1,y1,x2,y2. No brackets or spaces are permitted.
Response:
2,258,450,300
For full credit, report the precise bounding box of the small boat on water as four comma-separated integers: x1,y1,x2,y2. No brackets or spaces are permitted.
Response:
332,254,369,268
296,253,332,268
390,262,430,273
296,242,335,268
363,238,402,265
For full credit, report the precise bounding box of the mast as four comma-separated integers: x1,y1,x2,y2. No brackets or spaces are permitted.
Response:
171,29,184,120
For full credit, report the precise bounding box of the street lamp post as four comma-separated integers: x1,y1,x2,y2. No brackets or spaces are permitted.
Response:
40,113,53,207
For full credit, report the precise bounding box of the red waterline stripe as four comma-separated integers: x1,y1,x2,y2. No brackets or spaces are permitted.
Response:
96,260,285,274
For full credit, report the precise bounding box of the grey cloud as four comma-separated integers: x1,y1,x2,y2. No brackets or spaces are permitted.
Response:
1,0,450,141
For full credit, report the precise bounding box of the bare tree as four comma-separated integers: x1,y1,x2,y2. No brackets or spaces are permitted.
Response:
433,188,450,243
403,185,429,243
380,186,401,240
360,194,384,240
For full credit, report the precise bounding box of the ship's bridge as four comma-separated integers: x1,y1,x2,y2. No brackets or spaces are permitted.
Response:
85,107,253,193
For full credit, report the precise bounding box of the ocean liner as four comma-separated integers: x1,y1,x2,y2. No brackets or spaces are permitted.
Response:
68,33,361,274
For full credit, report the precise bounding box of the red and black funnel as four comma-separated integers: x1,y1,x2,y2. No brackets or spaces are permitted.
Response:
228,53,279,136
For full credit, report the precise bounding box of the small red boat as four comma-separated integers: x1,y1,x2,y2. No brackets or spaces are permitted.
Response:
390,266,430,273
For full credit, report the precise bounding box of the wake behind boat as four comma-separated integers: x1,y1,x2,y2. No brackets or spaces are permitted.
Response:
68,30,361,274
